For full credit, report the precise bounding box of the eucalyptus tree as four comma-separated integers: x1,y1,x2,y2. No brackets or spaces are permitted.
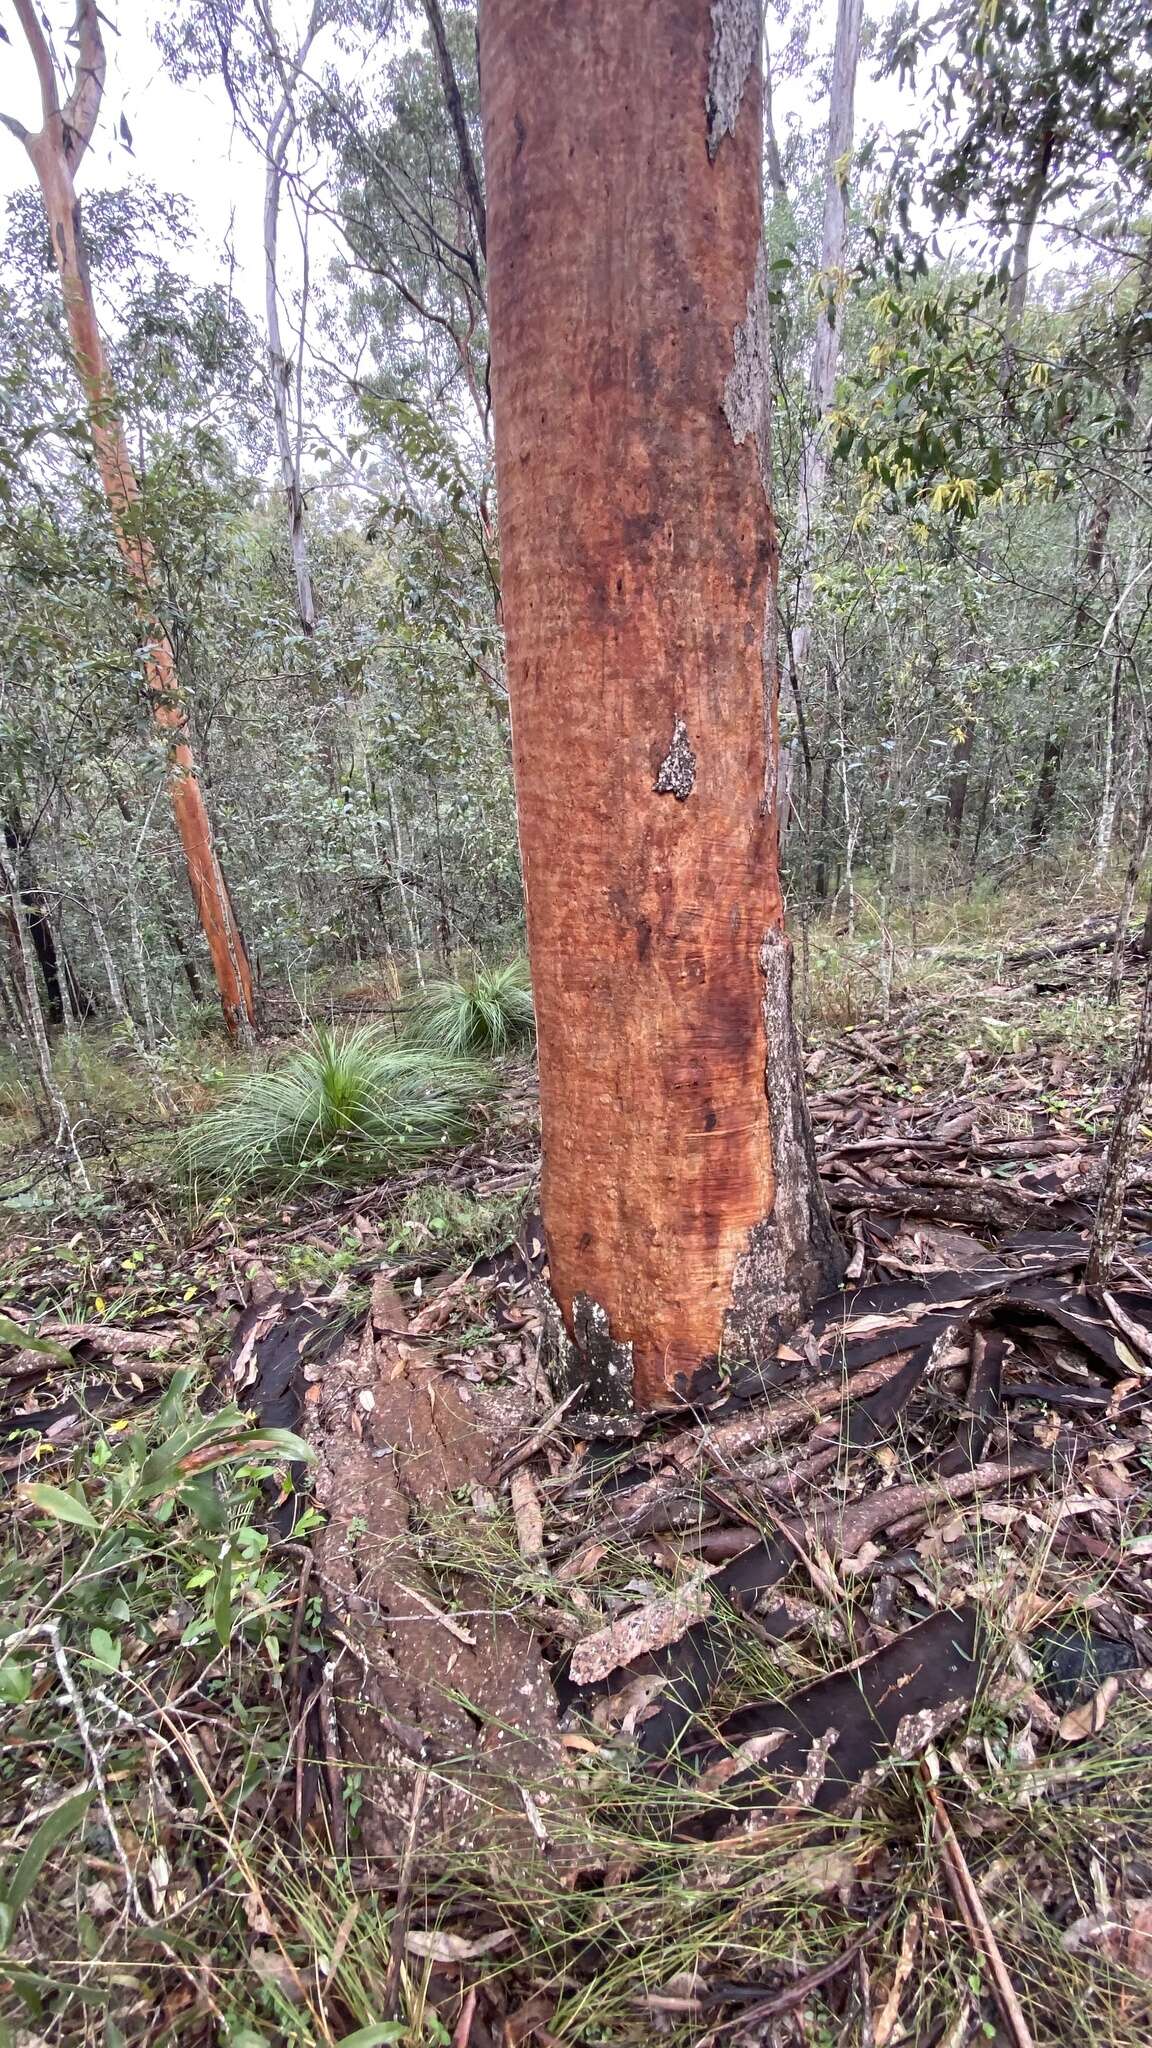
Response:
882,0,1152,852
481,0,842,1419
783,0,864,812
0,0,257,1039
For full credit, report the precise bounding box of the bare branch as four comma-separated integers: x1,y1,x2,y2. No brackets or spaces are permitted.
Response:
421,0,486,260
10,0,61,126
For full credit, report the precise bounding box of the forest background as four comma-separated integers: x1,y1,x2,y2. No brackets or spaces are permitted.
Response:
3,0,1150,1118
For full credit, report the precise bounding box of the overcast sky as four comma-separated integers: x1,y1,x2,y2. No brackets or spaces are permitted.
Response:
1,2,918,331
0,3,297,306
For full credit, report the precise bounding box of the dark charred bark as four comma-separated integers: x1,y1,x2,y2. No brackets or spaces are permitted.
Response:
1027,734,1063,852
159,903,205,1003
422,0,487,263
2,814,71,1027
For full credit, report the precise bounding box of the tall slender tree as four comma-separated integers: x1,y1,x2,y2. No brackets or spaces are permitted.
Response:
0,0,256,1039
783,0,864,808
480,0,842,1420
261,3,323,637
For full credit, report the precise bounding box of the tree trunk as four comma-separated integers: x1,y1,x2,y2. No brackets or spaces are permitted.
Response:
480,0,843,1418
422,0,487,260
2,813,66,1027
945,723,974,850
0,835,89,1186
1107,728,1152,1004
1087,947,1152,1284
264,94,317,636
4,0,255,1042
1093,649,1125,881
1027,733,1063,851
782,0,863,819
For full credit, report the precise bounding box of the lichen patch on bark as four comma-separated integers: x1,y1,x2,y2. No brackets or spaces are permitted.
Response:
723,243,772,501
654,715,697,800
706,0,761,159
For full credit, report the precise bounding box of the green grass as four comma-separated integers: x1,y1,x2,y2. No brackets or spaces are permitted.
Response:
404,959,536,1059
383,1182,527,1260
177,1025,492,1198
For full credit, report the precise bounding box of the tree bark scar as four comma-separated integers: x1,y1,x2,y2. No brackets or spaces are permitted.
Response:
654,715,697,800
541,1288,640,1438
706,0,761,158
723,931,846,1366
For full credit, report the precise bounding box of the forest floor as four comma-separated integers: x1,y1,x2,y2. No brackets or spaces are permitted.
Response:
3,881,1152,2048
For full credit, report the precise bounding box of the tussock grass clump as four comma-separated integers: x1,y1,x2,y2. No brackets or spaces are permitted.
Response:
178,1024,490,1195
405,957,536,1058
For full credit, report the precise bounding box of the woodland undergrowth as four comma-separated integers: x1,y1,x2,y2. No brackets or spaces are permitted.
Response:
1,892,1152,2046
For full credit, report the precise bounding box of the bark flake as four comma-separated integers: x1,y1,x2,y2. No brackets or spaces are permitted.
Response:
723,243,772,501
706,0,760,159
654,715,697,801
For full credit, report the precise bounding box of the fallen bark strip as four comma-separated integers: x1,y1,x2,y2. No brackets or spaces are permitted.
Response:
624,1454,1052,1765
825,1180,1083,1231
678,1605,984,1836
595,1355,920,1538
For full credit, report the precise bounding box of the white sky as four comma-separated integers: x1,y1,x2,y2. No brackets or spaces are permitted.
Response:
0,2,915,332
0,3,297,307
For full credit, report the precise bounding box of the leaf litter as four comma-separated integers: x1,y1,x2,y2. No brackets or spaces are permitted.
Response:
4,916,1152,2041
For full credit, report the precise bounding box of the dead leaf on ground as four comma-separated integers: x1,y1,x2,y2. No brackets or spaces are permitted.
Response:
1058,1674,1120,1742
405,1926,514,1963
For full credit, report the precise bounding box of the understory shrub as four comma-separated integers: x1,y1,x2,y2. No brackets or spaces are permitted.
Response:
404,957,536,1057
178,1025,490,1195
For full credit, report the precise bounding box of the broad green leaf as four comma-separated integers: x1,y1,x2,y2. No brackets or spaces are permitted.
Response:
20,1484,98,1531
88,1628,121,1672
0,1315,71,1361
0,1662,32,1706
1,1787,91,1918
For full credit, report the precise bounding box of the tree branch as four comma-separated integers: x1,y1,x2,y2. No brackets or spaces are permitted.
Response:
10,0,61,126
421,0,486,260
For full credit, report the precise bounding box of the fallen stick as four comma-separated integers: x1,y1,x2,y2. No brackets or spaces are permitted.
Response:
706,1916,887,2034
919,1750,1036,2048
805,1448,1055,1560
384,1766,430,2018
490,1385,581,1483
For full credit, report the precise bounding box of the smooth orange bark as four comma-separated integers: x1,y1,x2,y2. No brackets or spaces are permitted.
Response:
482,0,840,1413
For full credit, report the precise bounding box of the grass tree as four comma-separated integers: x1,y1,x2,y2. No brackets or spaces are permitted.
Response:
480,0,843,1420
180,1026,490,1197
0,0,257,1042
405,958,535,1058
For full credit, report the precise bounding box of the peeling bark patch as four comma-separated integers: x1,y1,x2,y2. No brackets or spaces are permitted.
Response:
706,0,760,158
654,715,696,800
722,930,845,1365
541,1287,640,1438
723,244,772,501
786,1726,839,1811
